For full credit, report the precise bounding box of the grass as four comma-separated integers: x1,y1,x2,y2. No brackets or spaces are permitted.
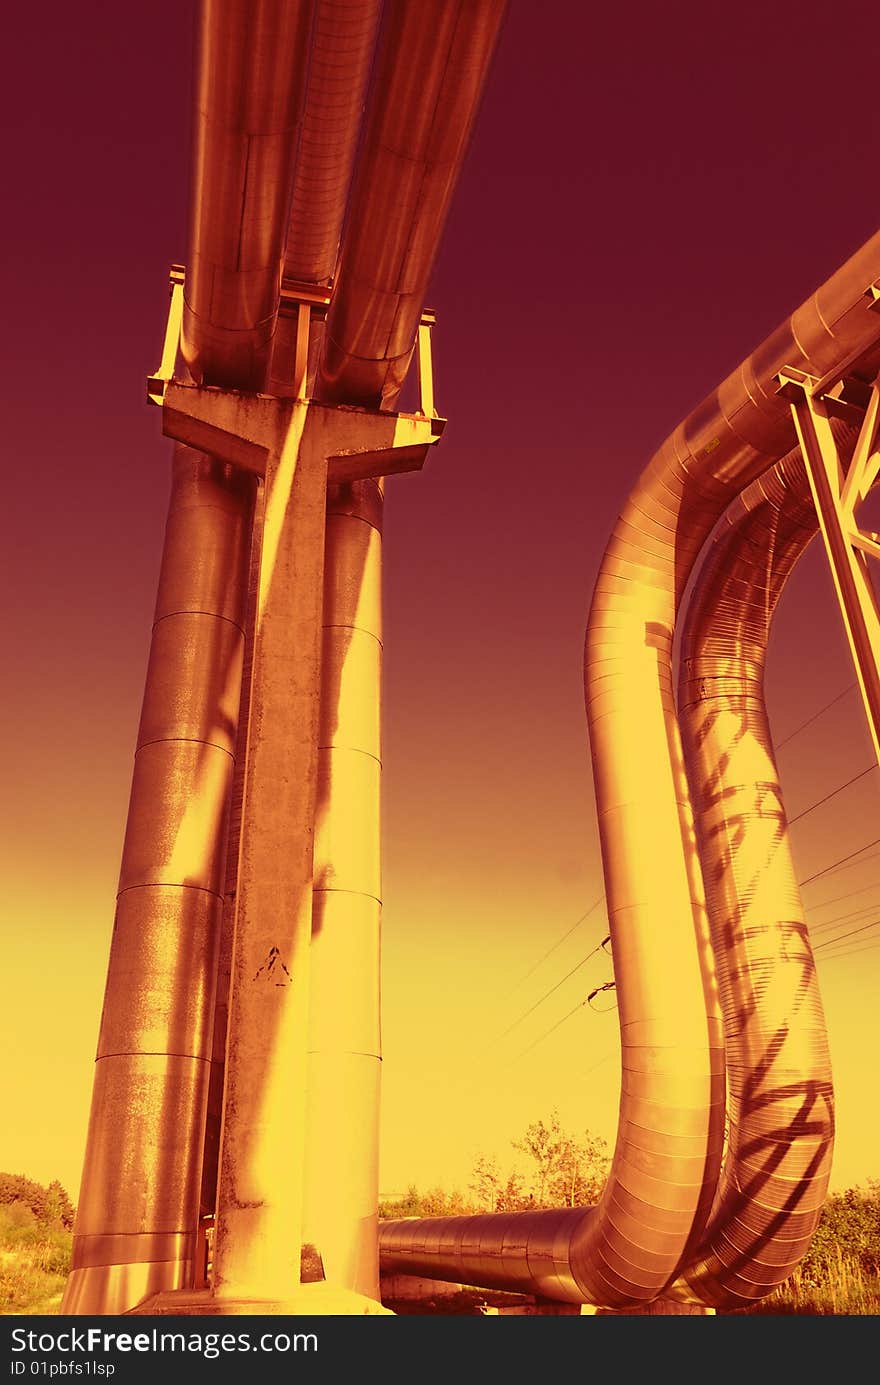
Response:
1,1210,876,1316
0,1206,70,1316
726,1256,880,1316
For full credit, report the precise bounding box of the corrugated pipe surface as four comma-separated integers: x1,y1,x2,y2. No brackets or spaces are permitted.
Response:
182,0,316,389
283,0,382,285
380,234,880,1307
316,0,508,409
670,442,853,1307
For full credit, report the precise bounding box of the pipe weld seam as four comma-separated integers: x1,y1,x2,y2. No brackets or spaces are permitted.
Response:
307,1049,382,1061
325,511,383,536
116,882,224,902
94,1051,212,1064
322,622,383,646
135,736,236,760
317,744,381,765
152,609,246,636
311,886,382,907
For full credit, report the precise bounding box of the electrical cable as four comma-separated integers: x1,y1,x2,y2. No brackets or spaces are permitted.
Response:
813,918,880,952
787,763,876,826
509,894,604,991
491,932,611,1043
798,836,880,889
775,683,857,751
806,876,880,914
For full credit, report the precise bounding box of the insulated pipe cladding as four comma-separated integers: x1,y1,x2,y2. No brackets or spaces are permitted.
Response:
303,477,384,1297
63,450,256,1315
671,445,849,1308
380,233,880,1307
316,0,508,409
182,0,316,388
283,0,383,285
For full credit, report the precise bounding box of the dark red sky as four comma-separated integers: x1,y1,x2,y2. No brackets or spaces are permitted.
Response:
2,2,878,1197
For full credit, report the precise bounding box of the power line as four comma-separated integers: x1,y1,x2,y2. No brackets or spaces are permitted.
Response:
775,683,857,751
809,902,880,937
515,1001,586,1059
493,933,610,1044
587,980,617,1013
788,763,876,826
815,938,880,963
798,836,880,889
814,919,880,952
513,995,617,1063
510,894,604,992
807,876,880,914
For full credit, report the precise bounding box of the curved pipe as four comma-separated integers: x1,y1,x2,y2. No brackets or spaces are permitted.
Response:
284,0,383,285
182,0,316,389
380,234,880,1306
671,445,849,1307
316,0,508,408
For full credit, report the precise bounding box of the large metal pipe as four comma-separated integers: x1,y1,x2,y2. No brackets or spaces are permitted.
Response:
303,477,384,1296
316,0,508,408
182,0,317,389
672,447,847,1308
62,449,256,1315
380,234,880,1307
284,0,382,285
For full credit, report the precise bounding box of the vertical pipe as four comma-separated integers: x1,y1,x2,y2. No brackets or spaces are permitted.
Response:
212,415,328,1301
673,451,838,1307
62,447,256,1315
303,477,383,1298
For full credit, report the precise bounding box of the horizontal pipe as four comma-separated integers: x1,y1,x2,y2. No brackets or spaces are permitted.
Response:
317,0,508,408
284,0,382,285
182,0,316,389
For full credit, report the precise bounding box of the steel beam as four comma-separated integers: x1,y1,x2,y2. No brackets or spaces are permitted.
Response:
779,369,880,766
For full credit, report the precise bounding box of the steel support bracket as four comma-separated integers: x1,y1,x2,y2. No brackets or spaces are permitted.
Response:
148,264,442,421
146,266,185,406
776,366,880,766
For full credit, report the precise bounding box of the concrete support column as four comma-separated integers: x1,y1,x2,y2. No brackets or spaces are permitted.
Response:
304,477,383,1298
212,412,329,1301
63,446,256,1315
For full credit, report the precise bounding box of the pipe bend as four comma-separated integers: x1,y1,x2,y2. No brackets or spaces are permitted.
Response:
380,240,880,1308
669,441,853,1308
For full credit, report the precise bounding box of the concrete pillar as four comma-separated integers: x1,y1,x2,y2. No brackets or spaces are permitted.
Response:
303,477,383,1298
63,446,256,1315
212,413,329,1301
199,484,265,1229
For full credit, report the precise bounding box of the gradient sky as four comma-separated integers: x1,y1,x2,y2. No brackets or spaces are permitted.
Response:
2,1,879,1209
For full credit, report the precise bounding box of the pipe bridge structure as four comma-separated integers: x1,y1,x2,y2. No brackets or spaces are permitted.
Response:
62,0,880,1317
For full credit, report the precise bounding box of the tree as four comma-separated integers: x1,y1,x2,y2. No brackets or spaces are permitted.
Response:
0,1173,76,1229
45,1180,75,1230
512,1110,609,1208
468,1155,502,1212
513,1114,567,1205
379,1183,475,1220
547,1128,609,1207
